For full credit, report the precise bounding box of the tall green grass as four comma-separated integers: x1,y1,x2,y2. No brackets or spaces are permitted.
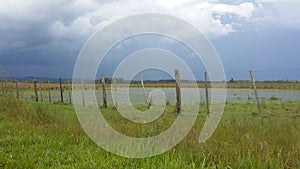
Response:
0,95,299,168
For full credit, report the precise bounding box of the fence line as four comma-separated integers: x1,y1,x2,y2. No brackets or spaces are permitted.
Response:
0,72,299,118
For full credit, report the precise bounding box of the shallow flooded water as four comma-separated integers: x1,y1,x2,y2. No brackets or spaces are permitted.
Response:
21,88,300,104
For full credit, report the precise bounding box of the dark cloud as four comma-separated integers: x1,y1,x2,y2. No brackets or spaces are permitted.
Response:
213,27,300,80
0,1,90,78
0,0,299,80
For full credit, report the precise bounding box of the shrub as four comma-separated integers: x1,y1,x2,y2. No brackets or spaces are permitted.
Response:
270,95,280,101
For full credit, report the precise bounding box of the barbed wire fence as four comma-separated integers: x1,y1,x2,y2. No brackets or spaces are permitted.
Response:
0,68,300,112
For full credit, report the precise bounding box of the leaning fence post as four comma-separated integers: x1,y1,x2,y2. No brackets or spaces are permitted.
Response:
204,72,210,116
101,74,108,108
34,80,38,102
175,69,182,115
59,77,64,103
250,71,262,116
140,74,150,108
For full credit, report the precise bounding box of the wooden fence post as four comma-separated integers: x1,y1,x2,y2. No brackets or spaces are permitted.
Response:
34,80,38,102
204,72,210,116
15,81,19,100
101,74,108,108
81,80,85,107
47,81,51,102
175,69,182,115
68,82,72,105
140,74,150,108
113,78,118,108
250,71,262,116
59,77,64,103
39,82,43,102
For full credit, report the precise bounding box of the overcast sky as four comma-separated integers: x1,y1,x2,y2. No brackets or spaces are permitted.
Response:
0,0,299,80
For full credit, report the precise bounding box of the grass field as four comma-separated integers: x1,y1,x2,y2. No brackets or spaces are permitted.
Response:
0,94,299,168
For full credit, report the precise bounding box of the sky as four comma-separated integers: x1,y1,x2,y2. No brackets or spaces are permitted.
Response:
0,0,300,80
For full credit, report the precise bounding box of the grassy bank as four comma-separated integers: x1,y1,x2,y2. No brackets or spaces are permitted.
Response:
0,96,299,168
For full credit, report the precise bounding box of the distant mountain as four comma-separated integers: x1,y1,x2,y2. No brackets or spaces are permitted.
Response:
10,76,72,83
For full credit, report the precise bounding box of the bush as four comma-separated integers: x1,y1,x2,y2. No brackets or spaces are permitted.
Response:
270,95,280,101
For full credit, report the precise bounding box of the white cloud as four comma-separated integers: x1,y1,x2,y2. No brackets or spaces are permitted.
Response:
44,0,259,39
1,0,299,39
254,0,300,29
50,17,95,39
3,0,298,51
3,0,250,40
213,3,256,18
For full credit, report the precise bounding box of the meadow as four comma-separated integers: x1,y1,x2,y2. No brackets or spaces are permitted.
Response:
0,92,299,168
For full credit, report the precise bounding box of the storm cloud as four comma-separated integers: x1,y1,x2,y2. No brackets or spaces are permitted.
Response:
0,0,299,80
